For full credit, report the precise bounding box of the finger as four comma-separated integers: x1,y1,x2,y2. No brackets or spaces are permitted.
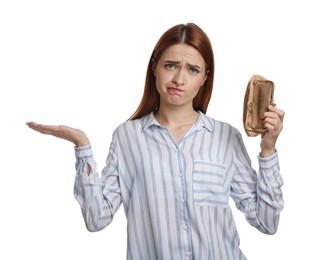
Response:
262,108,284,123
26,122,59,135
26,121,43,132
262,116,278,126
268,105,285,120
262,113,283,135
26,121,38,127
262,111,278,122
263,122,275,133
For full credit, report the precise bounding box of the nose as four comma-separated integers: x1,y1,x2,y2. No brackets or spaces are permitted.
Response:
172,69,184,86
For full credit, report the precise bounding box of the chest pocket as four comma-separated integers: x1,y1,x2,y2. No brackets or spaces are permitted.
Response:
193,161,229,207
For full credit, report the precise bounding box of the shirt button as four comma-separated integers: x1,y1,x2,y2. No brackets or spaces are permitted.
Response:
186,252,191,257
183,225,188,230
178,173,183,177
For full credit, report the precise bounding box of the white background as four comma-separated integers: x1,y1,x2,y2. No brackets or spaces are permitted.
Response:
1,0,312,259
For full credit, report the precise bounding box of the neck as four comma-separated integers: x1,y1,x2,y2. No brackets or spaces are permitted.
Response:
155,104,198,127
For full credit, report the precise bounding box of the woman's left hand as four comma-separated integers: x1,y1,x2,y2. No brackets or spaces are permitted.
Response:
260,105,285,157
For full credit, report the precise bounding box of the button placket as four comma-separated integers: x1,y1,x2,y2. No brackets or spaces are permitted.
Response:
175,147,193,258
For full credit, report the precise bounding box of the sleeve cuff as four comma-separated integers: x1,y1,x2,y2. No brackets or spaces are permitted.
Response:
75,145,93,159
258,151,279,170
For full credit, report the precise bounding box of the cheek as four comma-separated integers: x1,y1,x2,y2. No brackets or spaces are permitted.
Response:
191,86,203,98
155,71,172,88
191,80,204,93
154,75,165,94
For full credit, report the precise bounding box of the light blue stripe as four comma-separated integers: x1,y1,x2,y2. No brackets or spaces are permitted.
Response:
194,160,226,169
214,207,223,258
193,179,223,186
217,121,224,164
194,198,228,205
222,208,231,260
193,170,224,178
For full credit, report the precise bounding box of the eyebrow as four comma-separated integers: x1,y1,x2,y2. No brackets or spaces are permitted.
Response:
164,60,202,69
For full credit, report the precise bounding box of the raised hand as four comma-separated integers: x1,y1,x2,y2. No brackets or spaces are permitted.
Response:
260,105,285,157
26,122,90,147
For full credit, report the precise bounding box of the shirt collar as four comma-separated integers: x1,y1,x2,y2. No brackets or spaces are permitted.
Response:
142,111,214,133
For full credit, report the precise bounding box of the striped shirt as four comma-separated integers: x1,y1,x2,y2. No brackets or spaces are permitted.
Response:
74,111,284,260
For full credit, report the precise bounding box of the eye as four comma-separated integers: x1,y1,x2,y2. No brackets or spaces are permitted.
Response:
165,63,176,70
189,67,199,74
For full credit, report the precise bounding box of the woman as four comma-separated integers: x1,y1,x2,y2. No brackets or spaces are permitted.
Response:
27,23,284,260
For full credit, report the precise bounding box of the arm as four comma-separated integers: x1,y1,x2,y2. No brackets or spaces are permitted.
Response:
231,134,284,234
26,122,122,231
230,105,285,234
74,139,122,232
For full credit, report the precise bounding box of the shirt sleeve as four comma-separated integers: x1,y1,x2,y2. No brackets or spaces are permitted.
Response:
73,133,122,232
230,132,284,235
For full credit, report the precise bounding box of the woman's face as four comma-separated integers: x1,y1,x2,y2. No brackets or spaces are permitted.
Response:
154,43,207,110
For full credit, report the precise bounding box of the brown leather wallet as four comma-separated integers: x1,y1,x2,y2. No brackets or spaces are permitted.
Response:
243,75,275,137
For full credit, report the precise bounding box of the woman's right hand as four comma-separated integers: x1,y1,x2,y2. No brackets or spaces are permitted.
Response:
26,122,90,147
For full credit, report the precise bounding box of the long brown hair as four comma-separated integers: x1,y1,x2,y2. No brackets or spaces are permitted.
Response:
129,23,215,120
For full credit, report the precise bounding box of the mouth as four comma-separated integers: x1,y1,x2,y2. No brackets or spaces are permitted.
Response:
167,87,183,94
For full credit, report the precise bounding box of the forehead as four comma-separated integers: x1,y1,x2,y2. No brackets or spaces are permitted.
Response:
160,44,205,65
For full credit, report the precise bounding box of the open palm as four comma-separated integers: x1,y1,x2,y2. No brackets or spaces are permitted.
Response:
26,122,90,147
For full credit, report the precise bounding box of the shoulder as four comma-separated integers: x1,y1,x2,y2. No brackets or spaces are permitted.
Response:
113,114,150,137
